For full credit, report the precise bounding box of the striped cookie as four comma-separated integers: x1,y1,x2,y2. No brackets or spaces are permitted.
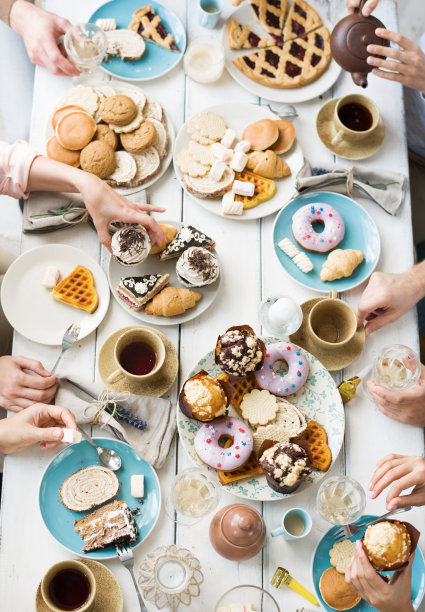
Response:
109,109,144,134
144,100,163,121
126,147,161,187
150,118,168,158
253,424,290,456
107,151,137,185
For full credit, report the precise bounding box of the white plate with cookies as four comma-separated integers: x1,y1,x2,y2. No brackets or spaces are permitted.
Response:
45,83,174,196
173,103,303,221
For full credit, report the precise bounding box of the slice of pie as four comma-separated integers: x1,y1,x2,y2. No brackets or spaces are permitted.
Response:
227,19,274,49
159,226,215,261
249,0,287,37
128,5,180,52
233,25,330,88
282,0,322,42
116,273,170,311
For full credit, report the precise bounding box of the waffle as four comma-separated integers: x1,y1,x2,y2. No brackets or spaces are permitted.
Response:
234,170,276,209
303,420,332,471
218,451,263,485
51,265,99,314
217,373,261,414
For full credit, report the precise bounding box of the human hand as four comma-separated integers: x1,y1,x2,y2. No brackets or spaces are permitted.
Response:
367,29,425,94
345,541,414,612
0,356,58,412
0,403,77,454
370,454,425,510
344,0,379,16
9,1,79,76
356,269,425,335
367,363,425,426
77,174,166,251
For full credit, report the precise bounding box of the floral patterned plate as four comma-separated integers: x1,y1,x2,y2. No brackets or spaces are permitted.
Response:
176,338,345,502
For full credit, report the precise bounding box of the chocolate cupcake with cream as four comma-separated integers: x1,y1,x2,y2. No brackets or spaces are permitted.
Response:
259,441,311,494
111,226,151,266
179,370,230,422
215,325,265,380
176,247,220,287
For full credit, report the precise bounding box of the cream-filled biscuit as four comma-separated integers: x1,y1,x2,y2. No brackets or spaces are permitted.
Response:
55,111,96,151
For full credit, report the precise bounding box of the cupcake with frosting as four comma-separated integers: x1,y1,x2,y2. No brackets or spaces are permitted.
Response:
111,226,151,266
176,247,220,287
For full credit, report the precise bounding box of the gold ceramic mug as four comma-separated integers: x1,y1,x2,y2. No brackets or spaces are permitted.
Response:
331,93,380,146
107,327,166,384
308,290,357,349
41,559,96,612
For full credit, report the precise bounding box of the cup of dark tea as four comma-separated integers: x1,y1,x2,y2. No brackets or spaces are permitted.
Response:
331,93,380,146
107,327,166,384
41,559,96,612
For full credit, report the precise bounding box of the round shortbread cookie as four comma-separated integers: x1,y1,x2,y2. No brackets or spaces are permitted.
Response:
241,389,278,427
187,140,216,166
127,147,161,187
51,105,85,130
46,136,80,167
120,120,156,153
55,110,96,151
149,118,167,158
92,124,118,150
115,87,147,111
253,424,290,456
60,86,99,117
107,151,137,185
187,111,227,141
176,147,210,178
100,95,137,126
329,540,357,575
144,100,163,121
109,109,144,134
191,131,216,146
80,141,116,179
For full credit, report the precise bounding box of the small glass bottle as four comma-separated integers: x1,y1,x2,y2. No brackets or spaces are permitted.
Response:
259,294,303,338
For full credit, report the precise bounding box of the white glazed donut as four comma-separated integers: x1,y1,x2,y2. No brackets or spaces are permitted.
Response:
254,342,309,397
194,416,253,471
292,203,345,253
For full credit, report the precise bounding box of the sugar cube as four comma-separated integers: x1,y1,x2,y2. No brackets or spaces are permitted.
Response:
131,474,144,498
62,429,82,444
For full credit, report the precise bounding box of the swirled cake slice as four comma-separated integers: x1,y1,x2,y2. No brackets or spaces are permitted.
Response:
60,465,119,512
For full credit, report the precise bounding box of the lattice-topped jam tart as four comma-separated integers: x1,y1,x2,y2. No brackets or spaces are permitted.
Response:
128,5,180,52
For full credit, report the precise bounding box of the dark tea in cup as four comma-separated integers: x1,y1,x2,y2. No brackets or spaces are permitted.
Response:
119,341,156,375
337,102,373,132
48,568,91,611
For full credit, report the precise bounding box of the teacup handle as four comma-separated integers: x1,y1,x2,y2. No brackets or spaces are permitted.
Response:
271,526,286,538
331,129,345,146
328,289,337,299
107,369,124,384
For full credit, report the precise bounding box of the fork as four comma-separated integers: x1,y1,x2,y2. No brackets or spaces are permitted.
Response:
115,542,148,611
50,323,81,375
332,506,413,542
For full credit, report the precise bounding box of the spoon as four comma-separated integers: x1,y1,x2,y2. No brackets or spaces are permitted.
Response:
267,103,298,120
77,426,122,471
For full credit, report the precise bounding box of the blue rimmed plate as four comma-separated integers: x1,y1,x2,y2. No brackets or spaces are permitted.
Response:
273,191,381,293
311,515,425,611
89,0,186,81
39,438,161,559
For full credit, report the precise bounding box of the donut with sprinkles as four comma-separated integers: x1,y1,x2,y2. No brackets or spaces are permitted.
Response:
254,342,309,397
292,203,345,253
194,416,253,471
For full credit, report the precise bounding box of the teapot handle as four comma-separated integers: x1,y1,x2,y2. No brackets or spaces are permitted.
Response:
355,0,367,13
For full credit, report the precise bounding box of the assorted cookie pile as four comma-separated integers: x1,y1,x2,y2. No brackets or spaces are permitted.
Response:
47,85,168,188
112,223,220,318
228,0,331,89
278,203,365,280
176,110,294,216
179,325,332,492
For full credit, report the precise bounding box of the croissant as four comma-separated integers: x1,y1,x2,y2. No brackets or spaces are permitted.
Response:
149,223,178,255
247,150,290,179
145,287,201,316
320,249,364,282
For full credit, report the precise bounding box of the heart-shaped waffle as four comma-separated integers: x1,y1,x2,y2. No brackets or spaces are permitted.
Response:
234,170,276,209
218,451,263,485
216,373,261,414
51,265,98,314
303,420,332,471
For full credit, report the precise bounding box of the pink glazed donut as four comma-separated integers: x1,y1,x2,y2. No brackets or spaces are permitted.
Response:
254,342,309,397
194,417,253,471
292,203,345,253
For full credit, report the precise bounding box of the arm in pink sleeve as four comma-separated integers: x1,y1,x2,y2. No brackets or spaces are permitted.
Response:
0,140,39,199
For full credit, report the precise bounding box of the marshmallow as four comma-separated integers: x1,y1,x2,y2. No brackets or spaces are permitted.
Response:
62,429,82,444
209,160,227,182
131,474,144,498
230,151,248,172
220,128,237,149
232,180,255,197
234,140,251,153
42,267,60,289
211,142,233,163
222,192,243,215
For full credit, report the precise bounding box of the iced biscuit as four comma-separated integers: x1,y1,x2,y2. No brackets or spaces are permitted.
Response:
149,118,168,158
126,147,161,187
144,100,163,121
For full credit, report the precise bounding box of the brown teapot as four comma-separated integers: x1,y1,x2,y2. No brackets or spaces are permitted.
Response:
330,0,389,88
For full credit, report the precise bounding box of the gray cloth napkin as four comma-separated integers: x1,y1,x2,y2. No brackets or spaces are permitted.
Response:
296,160,405,215
22,189,148,233
55,372,175,469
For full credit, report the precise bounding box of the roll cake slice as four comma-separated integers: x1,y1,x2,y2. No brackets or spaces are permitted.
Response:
60,465,119,512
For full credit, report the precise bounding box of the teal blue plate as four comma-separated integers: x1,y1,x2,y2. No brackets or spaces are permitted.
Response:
39,438,161,559
89,0,186,81
312,515,425,611
273,191,380,293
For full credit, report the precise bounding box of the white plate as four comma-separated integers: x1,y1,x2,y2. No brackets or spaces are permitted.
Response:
46,83,175,197
108,221,221,326
173,103,303,221
222,1,341,103
1,244,110,346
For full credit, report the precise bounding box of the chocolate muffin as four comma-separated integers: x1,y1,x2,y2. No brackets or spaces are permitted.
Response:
259,442,311,494
215,325,265,379
179,370,229,422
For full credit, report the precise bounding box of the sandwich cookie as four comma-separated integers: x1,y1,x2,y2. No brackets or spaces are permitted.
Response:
107,151,137,185
51,105,85,130
55,110,96,151
46,136,80,167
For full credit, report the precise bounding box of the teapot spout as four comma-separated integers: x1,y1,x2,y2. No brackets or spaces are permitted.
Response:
351,72,368,88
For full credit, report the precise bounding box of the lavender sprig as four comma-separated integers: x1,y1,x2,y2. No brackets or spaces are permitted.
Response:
105,402,147,431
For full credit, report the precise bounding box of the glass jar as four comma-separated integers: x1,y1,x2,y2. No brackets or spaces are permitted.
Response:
316,476,366,526
183,36,224,83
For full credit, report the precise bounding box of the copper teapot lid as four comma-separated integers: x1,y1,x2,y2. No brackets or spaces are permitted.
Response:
220,504,264,548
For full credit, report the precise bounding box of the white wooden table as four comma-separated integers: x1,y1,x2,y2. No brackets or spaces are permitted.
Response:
1,1,424,610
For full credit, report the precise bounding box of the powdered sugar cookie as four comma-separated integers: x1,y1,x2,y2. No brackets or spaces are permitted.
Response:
115,87,147,112
150,118,168,158
176,147,209,177
144,100,163,121
253,424,290,455
330,540,356,574
241,389,278,427
109,109,144,134
107,151,137,185
187,111,227,142
187,140,216,166
60,86,99,117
